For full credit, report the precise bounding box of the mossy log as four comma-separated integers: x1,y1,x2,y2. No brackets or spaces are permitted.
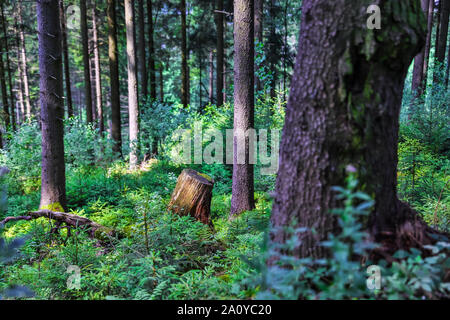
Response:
168,169,214,226
0,210,118,240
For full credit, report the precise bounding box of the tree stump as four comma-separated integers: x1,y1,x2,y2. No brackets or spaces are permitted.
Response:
168,169,214,226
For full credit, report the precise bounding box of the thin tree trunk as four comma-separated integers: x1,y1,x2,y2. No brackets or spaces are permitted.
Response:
138,0,147,98
269,0,277,99
199,51,203,110
0,34,9,130
271,0,429,259
92,5,103,133
422,0,435,92
18,0,31,120
147,0,156,101
433,0,449,84
209,50,214,103
1,3,15,129
108,0,122,156
15,16,25,124
125,0,139,169
230,0,255,216
80,0,93,123
59,0,73,118
37,0,67,211
181,0,188,108
216,0,224,106
254,0,263,93
159,64,164,101
411,0,429,101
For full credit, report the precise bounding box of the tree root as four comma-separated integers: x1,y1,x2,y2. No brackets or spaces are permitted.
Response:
0,210,120,241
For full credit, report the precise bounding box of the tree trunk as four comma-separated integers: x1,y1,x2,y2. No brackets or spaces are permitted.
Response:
181,0,188,108
230,0,255,216
92,5,104,133
159,64,164,101
138,0,147,98
433,0,449,84
59,0,73,118
125,0,139,169
37,0,67,212
108,0,122,157
168,169,214,226
216,0,224,107
0,33,9,130
422,0,435,93
268,0,277,99
271,0,429,259
1,3,16,130
18,0,32,120
147,0,156,101
80,0,93,123
209,50,214,103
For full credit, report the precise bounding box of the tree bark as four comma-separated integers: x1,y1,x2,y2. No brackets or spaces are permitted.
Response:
181,0,188,108
216,0,224,106
147,0,156,101
80,0,93,123
168,169,214,226
37,0,67,212
92,5,104,133
209,50,214,104
138,0,147,98
18,0,31,120
230,0,255,216
125,0,139,169
271,0,429,259
254,0,263,92
159,64,164,101
108,0,122,156
59,0,73,118
422,0,435,93
0,32,9,130
433,0,449,84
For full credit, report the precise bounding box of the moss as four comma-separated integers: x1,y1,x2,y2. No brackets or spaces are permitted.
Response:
198,172,213,182
39,202,64,212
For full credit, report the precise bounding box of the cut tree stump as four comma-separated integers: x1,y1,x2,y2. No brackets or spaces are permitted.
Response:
168,169,214,227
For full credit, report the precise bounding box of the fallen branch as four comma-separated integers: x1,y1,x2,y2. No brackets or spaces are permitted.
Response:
0,210,118,240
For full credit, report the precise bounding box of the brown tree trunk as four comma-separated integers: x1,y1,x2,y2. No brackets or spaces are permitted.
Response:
59,0,73,118
209,50,214,103
18,0,31,120
92,5,103,133
1,3,15,129
147,0,156,101
138,0,147,98
271,0,429,259
168,169,214,226
108,0,122,156
433,0,449,84
80,0,93,123
125,0,139,169
422,0,435,92
37,0,67,212
159,64,164,101
216,0,224,106
230,0,255,216
0,33,9,130
254,0,263,92
181,0,188,108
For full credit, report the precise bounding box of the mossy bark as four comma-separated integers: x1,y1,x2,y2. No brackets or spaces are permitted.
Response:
271,0,430,259
168,169,214,226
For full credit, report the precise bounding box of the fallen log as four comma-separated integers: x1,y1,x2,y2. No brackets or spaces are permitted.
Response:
168,169,214,227
0,210,117,240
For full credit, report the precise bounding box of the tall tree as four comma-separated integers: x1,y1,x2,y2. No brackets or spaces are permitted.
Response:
271,0,429,259
59,0,73,118
411,0,430,96
422,0,435,92
216,0,224,106
230,0,255,216
254,0,263,92
181,0,188,107
0,31,9,130
14,15,25,123
1,3,16,129
37,0,67,211
80,0,93,123
108,0,122,156
125,0,139,168
138,0,147,98
433,0,449,84
92,5,104,133
147,0,156,100
18,0,32,120
209,50,214,103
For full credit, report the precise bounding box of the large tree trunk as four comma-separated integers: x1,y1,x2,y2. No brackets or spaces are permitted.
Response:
108,0,122,157
92,5,104,133
147,0,156,101
138,0,147,98
80,0,93,123
37,0,67,212
230,0,255,216
59,0,73,118
216,0,224,107
18,0,31,120
271,0,429,259
168,169,214,226
125,0,140,169
1,3,16,129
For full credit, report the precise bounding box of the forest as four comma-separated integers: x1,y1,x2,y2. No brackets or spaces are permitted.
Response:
0,0,448,301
